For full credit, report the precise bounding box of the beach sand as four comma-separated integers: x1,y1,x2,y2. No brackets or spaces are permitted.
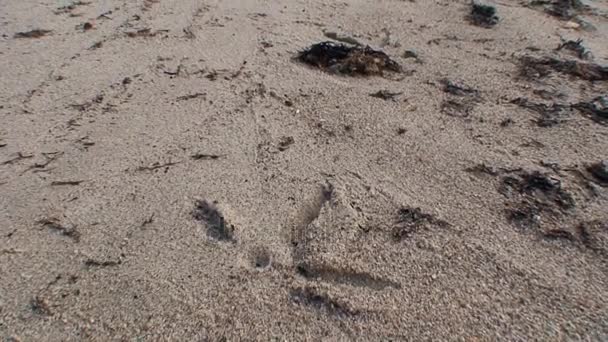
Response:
1,0,607,340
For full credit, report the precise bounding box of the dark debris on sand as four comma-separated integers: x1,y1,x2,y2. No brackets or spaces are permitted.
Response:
31,296,52,316
500,171,575,229
369,90,403,101
510,97,572,127
587,160,608,183
54,0,90,15
440,78,480,97
512,96,607,125
573,96,608,123
545,0,586,19
440,78,480,118
297,41,401,76
500,171,575,209
192,200,235,242
471,166,603,249
393,207,449,241
541,220,608,254
14,29,52,38
441,99,474,118
37,217,81,242
577,220,608,255
468,1,499,28
519,55,608,81
556,38,592,60
526,0,586,20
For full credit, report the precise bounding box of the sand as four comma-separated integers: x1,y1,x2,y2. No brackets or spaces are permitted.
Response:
1,0,608,340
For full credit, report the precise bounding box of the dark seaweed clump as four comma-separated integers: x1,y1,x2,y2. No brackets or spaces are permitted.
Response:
587,161,608,183
297,41,401,76
500,171,575,229
556,39,592,60
468,2,499,28
192,200,235,242
510,97,572,127
500,171,575,209
546,0,585,19
574,96,608,123
519,55,608,81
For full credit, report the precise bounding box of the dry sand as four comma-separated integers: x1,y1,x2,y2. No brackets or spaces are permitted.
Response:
1,0,608,340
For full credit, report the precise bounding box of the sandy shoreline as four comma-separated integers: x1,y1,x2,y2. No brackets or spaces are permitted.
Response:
1,0,607,340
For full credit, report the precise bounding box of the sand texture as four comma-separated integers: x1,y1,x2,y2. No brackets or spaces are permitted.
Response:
1,0,608,340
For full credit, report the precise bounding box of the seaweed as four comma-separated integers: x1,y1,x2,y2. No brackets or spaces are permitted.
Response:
519,55,608,81
546,0,585,19
556,38,592,60
510,97,572,127
468,2,499,28
441,99,474,118
573,96,608,123
297,41,401,76
192,200,236,242
440,78,479,97
587,161,608,183
500,171,575,210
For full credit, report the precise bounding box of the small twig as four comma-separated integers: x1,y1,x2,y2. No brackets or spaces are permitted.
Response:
84,258,121,268
37,218,80,242
1,248,25,255
191,153,222,160
136,161,181,171
177,93,205,101
1,152,33,165
21,152,63,174
51,180,85,186
141,213,154,227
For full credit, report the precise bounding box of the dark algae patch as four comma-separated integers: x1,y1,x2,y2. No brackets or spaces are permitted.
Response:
546,0,585,19
440,78,480,118
527,0,588,20
441,99,474,118
512,96,607,125
297,41,401,76
500,171,575,210
499,171,575,230
587,160,608,183
510,97,572,127
574,96,608,123
556,38,592,60
468,1,499,28
440,78,479,97
519,55,608,81
193,200,236,242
